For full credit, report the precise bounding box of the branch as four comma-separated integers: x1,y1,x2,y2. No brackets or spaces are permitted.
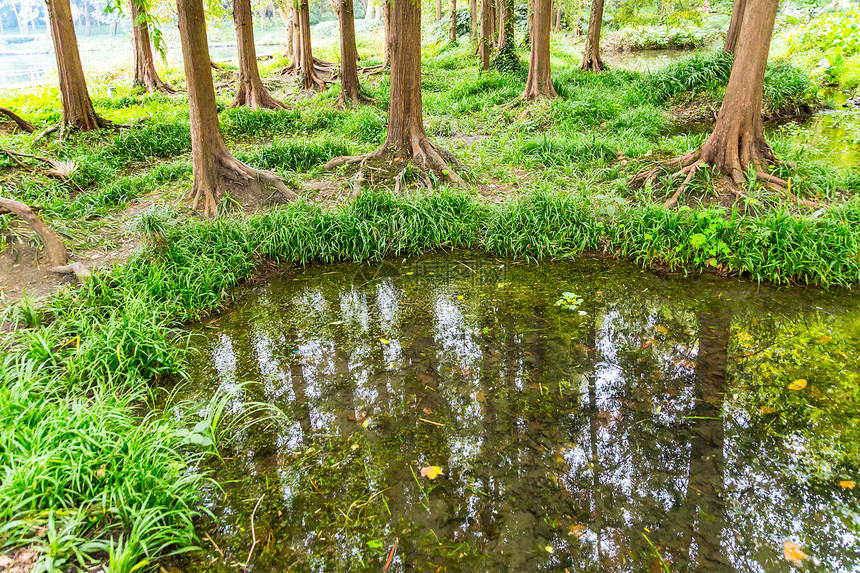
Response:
0,197,67,267
0,107,35,133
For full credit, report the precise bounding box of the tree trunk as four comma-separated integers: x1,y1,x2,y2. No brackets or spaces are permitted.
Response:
45,0,108,131
232,0,287,107
436,0,442,20
129,0,176,94
449,0,457,42
325,0,462,184
364,0,374,19
176,0,296,217
381,0,391,67
335,0,366,105
497,0,513,46
469,0,477,42
84,0,91,35
723,0,746,54
297,0,327,90
580,0,604,71
478,0,492,70
697,0,779,183
554,6,561,32
522,0,555,99
490,0,497,46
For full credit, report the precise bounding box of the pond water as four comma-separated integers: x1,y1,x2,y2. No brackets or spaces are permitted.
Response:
770,108,860,171
174,255,860,572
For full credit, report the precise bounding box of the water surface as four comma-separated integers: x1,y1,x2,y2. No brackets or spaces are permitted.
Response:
176,255,860,572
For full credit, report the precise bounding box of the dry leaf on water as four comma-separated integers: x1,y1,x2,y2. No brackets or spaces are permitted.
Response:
839,480,855,490
788,379,807,390
569,524,587,539
420,466,443,479
783,541,809,566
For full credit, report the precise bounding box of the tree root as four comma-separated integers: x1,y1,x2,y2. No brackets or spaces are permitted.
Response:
191,153,299,218
334,90,376,109
0,197,67,267
1,148,77,182
325,139,464,189
0,107,35,134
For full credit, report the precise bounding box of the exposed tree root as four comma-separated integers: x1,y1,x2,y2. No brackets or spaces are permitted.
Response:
191,152,299,218
0,108,35,134
231,83,289,110
359,63,389,76
1,148,77,182
334,90,376,109
0,197,67,267
324,139,464,189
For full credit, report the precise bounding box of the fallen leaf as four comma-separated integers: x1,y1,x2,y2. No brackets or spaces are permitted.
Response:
788,379,807,390
95,464,107,479
569,524,587,539
422,407,433,415
783,541,809,565
839,480,855,490
655,325,669,334
545,545,554,554
475,392,487,403
350,444,359,451
759,406,776,415
380,338,389,344
820,335,832,343
420,466,443,479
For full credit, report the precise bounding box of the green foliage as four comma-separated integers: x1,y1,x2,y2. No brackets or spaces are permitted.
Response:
238,138,352,172
109,122,192,162
763,61,816,116
220,107,303,138
638,51,734,103
784,10,860,88
618,23,711,50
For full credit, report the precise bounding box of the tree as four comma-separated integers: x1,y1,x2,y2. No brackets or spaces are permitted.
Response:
332,0,369,106
496,0,513,47
325,0,462,186
478,0,492,69
724,0,745,53
634,0,788,204
128,0,176,94
580,0,604,70
45,0,109,131
176,0,297,217
521,0,556,99
232,0,288,108
297,0,329,90
449,0,457,42
469,0,477,41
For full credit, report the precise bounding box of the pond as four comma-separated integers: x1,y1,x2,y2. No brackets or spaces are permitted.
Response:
173,255,860,572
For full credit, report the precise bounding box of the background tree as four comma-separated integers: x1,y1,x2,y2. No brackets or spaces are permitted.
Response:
496,0,513,47
478,0,492,69
634,0,787,202
45,0,109,131
470,0,477,41
723,0,745,53
449,0,457,42
232,0,288,107
176,0,297,216
332,0,369,105
325,0,462,185
128,0,176,94
521,0,556,99
297,0,329,90
580,0,604,70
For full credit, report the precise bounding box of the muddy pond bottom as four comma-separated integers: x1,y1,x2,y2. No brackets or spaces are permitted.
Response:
176,255,860,572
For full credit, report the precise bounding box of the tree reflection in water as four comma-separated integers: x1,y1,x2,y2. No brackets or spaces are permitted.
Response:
178,256,860,572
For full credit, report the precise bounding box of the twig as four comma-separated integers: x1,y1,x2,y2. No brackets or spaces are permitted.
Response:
204,532,225,559
419,417,445,427
383,537,399,572
244,494,265,570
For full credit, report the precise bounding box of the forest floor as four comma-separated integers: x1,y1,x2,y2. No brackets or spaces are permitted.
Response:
1,35,856,307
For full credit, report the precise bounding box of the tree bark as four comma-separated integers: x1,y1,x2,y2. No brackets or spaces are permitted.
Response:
0,197,67,268
176,0,297,217
297,0,327,90
436,0,443,20
232,0,287,108
0,107,36,133
580,0,604,71
497,0,513,47
478,0,492,70
723,0,746,54
469,0,477,42
335,0,367,105
45,0,108,131
325,0,462,185
450,0,457,42
554,6,561,32
364,0,374,18
381,0,391,68
129,0,176,94
522,0,555,99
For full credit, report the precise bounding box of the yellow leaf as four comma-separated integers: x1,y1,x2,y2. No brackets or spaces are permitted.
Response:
457,295,463,300
788,379,807,390
569,524,586,539
475,392,487,403
380,338,389,344
95,464,107,479
759,406,776,415
350,444,359,451
783,541,808,565
545,545,554,554
839,480,855,490
655,325,669,334
820,335,832,343
420,466,443,479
